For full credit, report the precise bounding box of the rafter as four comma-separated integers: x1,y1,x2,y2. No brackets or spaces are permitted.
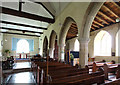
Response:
71,24,77,28
1,6,55,23
68,30,77,34
70,26,78,30
98,11,116,23
68,30,78,34
96,16,109,25
103,5,119,18
93,20,104,27
1,21,47,30
1,27,43,34
91,27,96,30
112,2,120,9
92,24,99,28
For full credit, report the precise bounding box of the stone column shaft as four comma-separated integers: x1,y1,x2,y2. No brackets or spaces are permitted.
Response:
58,44,65,61
79,38,90,68
49,48,54,58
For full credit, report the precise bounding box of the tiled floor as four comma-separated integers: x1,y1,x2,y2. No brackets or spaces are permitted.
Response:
5,62,36,84
105,74,116,83
13,62,31,69
7,72,36,84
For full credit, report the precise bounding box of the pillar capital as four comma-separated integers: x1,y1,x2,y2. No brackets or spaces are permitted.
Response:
78,38,90,43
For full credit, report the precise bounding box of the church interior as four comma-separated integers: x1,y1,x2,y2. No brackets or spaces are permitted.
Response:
0,0,120,84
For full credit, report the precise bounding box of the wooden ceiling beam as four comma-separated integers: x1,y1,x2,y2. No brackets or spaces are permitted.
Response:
93,20,104,27
68,29,78,33
1,27,43,34
91,26,96,30
0,32,40,37
1,6,55,23
71,24,77,28
112,2,120,9
70,26,78,30
68,31,77,35
103,5,120,18
98,11,116,23
1,21,47,30
96,16,109,25
92,24,99,28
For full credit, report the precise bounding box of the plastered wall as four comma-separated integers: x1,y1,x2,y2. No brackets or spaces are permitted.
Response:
95,56,120,63
2,34,39,57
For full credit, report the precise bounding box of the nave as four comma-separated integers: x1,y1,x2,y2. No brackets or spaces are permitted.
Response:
0,0,120,85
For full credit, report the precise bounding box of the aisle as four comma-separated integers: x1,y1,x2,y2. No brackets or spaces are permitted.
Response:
7,72,36,84
6,62,36,84
13,62,31,69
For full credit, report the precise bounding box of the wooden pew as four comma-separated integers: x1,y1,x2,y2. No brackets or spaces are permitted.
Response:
32,61,89,84
31,62,38,83
33,60,105,85
104,63,120,80
32,61,73,83
92,61,114,72
50,69,104,85
49,66,89,80
104,78,120,85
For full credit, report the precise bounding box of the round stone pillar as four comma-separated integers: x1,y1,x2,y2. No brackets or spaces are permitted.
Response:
78,38,90,68
49,48,54,58
58,44,65,62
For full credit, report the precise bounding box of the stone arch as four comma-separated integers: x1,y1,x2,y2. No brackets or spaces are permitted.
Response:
49,30,57,49
76,2,106,68
59,17,77,61
43,36,48,57
78,2,106,39
49,30,57,58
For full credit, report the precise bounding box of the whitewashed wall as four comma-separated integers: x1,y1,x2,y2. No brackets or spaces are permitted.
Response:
2,34,39,57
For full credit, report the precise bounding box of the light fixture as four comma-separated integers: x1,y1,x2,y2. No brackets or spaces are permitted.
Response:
76,34,78,37
35,33,40,36
116,18,120,23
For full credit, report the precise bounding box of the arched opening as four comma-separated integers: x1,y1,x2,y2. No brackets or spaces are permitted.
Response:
54,36,58,60
59,17,76,61
43,36,48,57
49,30,59,60
17,39,29,53
94,30,112,56
74,39,79,51
16,39,29,58
116,29,120,56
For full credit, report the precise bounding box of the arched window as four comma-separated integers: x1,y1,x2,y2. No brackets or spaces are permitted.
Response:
116,29,120,56
74,39,79,51
16,39,29,53
94,30,111,56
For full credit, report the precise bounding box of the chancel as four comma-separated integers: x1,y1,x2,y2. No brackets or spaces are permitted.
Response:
0,0,120,85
